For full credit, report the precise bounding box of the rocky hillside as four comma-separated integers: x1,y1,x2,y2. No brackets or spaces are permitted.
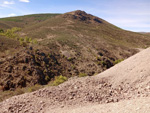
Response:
0,48,150,113
0,45,118,92
0,46,79,91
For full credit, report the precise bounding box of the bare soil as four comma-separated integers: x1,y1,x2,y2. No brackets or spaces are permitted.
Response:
50,97,150,113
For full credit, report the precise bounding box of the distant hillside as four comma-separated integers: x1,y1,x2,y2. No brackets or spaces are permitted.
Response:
20,10,150,72
139,32,150,34
0,13,60,29
22,10,150,48
139,32,150,36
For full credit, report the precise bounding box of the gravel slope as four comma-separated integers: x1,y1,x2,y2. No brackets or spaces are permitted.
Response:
97,47,150,89
0,48,150,113
48,97,150,113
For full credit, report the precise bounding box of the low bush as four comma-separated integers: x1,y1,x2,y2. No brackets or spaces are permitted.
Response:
114,59,123,65
96,56,101,61
101,61,106,65
0,29,4,33
0,27,37,46
79,73,87,77
52,75,67,86
27,84,42,92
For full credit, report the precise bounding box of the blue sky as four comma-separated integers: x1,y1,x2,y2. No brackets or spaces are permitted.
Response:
0,0,150,32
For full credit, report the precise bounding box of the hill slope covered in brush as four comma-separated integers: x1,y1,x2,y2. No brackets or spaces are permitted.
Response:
1,10,150,75
0,10,150,101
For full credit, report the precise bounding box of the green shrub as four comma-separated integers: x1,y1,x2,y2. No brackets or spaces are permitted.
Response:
52,75,67,86
96,56,101,60
43,69,47,73
0,27,36,47
101,61,106,65
25,36,32,43
20,41,27,47
79,73,87,77
45,75,50,81
71,65,76,69
11,27,21,32
67,57,73,61
19,37,24,42
27,84,41,92
4,27,21,39
32,39,38,44
114,59,123,65
97,61,101,65
0,29,4,33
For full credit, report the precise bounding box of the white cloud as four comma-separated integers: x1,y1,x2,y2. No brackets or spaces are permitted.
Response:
0,0,15,8
19,0,30,3
3,1,15,5
8,13,16,17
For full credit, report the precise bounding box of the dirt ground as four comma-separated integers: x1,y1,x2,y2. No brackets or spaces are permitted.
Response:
47,97,150,113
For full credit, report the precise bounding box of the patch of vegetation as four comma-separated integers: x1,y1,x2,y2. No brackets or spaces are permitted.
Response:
79,73,87,77
45,75,50,82
0,18,23,22
71,65,76,69
0,29,4,33
0,85,43,102
26,84,42,92
0,27,37,46
114,59,123,65
52,75,68,86
97,61,101,65
101,61,106,65
34,14,60,21
96,56,101,61
67,57,73,61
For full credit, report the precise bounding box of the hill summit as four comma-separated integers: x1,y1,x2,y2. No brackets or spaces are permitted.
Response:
63,10,102,24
